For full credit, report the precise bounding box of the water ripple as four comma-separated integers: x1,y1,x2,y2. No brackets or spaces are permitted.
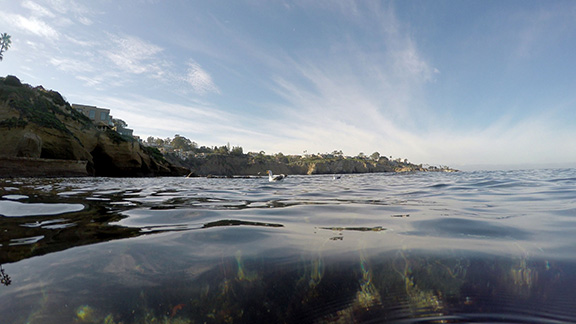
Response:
1,169,576,323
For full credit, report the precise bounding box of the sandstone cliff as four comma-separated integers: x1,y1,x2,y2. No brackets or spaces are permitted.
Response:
174,153,425,177
0,75,189,177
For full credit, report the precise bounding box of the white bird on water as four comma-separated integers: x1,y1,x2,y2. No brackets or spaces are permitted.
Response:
267,170,287,182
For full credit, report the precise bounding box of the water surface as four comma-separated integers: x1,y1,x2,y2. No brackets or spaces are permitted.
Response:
1,169,576,323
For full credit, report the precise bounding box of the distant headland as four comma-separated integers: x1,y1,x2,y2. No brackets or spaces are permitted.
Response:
0,75,456,178
146,136,457,177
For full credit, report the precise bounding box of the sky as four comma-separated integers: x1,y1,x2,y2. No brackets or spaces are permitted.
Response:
1,0,576,170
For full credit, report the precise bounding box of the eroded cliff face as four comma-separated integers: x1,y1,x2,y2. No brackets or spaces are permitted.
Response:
179,154,295,176
90,131,183,177
178,154,422,177
302,159,397,174
0,76,188,177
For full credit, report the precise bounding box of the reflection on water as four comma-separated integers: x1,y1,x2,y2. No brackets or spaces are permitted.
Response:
1,169,576,323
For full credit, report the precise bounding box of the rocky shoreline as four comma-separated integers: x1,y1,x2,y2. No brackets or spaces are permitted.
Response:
0,157,88,178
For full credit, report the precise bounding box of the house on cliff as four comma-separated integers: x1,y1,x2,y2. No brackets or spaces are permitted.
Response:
72,104,113,130
72,104,134,137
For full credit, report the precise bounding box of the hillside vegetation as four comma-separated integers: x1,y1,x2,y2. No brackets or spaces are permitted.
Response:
0,75,187,177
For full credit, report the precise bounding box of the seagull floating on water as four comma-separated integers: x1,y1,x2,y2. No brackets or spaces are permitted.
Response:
267,170,287,182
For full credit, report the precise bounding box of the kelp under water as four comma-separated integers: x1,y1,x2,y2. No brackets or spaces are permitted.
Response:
2,244,574,323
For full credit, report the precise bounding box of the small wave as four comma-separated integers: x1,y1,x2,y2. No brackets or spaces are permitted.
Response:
548,177,576,183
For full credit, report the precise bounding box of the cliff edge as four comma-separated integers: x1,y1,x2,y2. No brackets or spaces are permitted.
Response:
0,75,189,177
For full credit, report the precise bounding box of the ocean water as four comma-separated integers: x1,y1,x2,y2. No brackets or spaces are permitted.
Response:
1,169,576,323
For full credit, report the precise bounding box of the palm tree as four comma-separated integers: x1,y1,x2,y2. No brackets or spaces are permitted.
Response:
0,33,12,61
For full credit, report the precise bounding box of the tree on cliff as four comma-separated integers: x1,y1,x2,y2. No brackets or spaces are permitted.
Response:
171,134,196,151
112,118,128,128
231,146,243,156
0,33,11,61
214,145,229,155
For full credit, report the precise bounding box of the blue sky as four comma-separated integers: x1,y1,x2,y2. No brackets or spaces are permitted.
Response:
1,0,575,169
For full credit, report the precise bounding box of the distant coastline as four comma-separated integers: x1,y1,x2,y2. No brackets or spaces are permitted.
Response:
164,151,457,177
0,75,457,178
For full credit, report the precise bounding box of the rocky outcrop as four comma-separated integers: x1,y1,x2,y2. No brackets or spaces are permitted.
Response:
15,131,42,157
90,131,187,177
0,75,189,177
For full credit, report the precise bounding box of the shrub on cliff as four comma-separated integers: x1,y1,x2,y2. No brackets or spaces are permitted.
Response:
2,75,21,87
45,89,66,106
0,77,73,134
105,128,132,144
142,145,166,163
0,117,27,129
16,97,70,134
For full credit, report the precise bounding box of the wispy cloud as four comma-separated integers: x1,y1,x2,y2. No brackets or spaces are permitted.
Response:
6,13,59,39
76,95,255,145
43,0,94,25
101,35,221,94
74,75,105,89
10,0,91,38
264,49,576,164
184,61,220,95
7,1,168,88
392,43,440,83
103,34,165,75
242,3,439,157
22,0,55,18
49,57,95,74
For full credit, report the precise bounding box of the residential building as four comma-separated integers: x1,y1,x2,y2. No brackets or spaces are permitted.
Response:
72,104,114,130
72,104,136,138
